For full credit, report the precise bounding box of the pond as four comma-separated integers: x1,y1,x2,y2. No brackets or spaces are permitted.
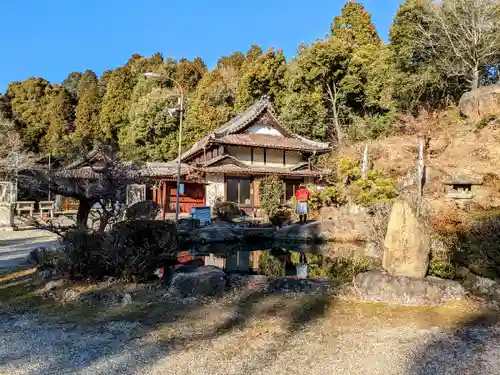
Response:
178,240,369,280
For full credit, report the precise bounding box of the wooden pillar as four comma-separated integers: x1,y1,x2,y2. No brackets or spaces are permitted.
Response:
152,188,157,203
162,182,167,221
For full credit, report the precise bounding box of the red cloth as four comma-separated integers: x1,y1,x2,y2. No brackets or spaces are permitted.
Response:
295,188,310,202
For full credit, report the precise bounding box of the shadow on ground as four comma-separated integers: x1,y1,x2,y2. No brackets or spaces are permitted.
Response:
409,312,500,375
0,271,335,375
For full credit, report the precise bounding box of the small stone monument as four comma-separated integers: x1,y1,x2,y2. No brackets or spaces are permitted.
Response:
443,175,483,200
0,182,15,231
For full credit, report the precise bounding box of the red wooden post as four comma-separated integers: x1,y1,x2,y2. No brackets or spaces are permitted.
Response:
162,182,167,221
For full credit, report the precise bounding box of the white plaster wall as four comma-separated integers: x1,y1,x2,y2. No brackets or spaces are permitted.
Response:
266,149,284,167
206,173,224,207
285,151,303,167
226,147,252,164
246,123,283,136
253,148,265,165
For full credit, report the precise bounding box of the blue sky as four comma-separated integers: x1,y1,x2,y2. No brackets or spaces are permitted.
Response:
0,0,401,93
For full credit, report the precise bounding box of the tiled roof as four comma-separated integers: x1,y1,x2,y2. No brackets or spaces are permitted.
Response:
180,96,330,162
214,133,330,152
202,165,323,177
140,162,205,182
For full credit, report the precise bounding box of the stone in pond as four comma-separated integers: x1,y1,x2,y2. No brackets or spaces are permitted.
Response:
169,265,226,298
354,271,465,306
189,222,241,243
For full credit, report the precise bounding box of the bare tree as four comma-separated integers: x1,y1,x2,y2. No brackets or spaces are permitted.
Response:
420,0,500,90
0,113,34,178
326,80,343,146
20,149,140,230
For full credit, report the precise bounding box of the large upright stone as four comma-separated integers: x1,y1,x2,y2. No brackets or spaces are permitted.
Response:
459,83,500,119
382,200,430,278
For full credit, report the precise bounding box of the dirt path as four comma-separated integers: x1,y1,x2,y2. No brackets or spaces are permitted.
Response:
0,294,498,375
0,230,58,273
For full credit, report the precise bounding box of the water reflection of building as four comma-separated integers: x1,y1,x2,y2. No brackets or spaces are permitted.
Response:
203,251,262,273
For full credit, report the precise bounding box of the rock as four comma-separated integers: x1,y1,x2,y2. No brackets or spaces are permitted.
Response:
459,83,500,119
190,222,241,243
364,242,380,259
274,221,333,242
121,293,132,306
125,200,160,220
43,280,66,292
383,200,430,278
354,271,466,306
320,203,370,242
61,289,80,303
227,274,268,292
463,273,499,296
266,277,332,294
169,265,226,298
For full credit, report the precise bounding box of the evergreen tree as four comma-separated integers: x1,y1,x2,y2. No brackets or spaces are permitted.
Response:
99,67,135,144
119,87,180,161
99,70,113,98
62,72,83,100
40,86,74,156
73,70,102,149
6,77,52,151
236,47,287,111
389,0,462,111
331,1,380,46
175,57,207,92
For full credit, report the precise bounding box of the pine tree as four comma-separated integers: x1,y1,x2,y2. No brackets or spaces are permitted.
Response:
40,86,74,156
6,77,52,151
236,47,287,111
99,67,135,144
62,72,83,100
73,70,102,149
119,87,180,161
175,57,207,92
331,1,381,46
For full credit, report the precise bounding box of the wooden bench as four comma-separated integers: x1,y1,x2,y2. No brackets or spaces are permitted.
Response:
15,201,35,217
39,201,55,218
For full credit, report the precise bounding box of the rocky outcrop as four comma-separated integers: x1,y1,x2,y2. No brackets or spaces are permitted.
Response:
354,271,465,306
274,221,333,242
168,265,226,298
320,203,370,242
189,222,242,243
459,84,500,118
383,200,430,278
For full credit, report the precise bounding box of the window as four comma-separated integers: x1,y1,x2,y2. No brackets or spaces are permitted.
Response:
226,178,252,205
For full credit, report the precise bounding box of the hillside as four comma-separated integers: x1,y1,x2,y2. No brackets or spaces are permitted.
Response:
343,109,500,211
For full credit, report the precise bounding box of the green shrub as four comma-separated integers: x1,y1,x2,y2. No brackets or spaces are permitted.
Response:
428,259,456,279
258,251,285,277
269,207,292,227
214,200,241,221
260,175,284,219
61,220,178,281
320,185,343,206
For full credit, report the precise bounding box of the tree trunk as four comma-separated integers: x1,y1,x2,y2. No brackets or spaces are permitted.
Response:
76,199,91,230
472,62,480,91
326,82,342,147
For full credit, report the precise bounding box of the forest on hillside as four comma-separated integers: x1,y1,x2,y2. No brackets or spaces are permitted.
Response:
1,0,499,164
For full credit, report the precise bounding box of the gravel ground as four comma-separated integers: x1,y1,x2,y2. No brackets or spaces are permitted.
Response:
0,296,499,375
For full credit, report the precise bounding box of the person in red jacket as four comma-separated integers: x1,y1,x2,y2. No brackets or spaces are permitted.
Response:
295,184,310,223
